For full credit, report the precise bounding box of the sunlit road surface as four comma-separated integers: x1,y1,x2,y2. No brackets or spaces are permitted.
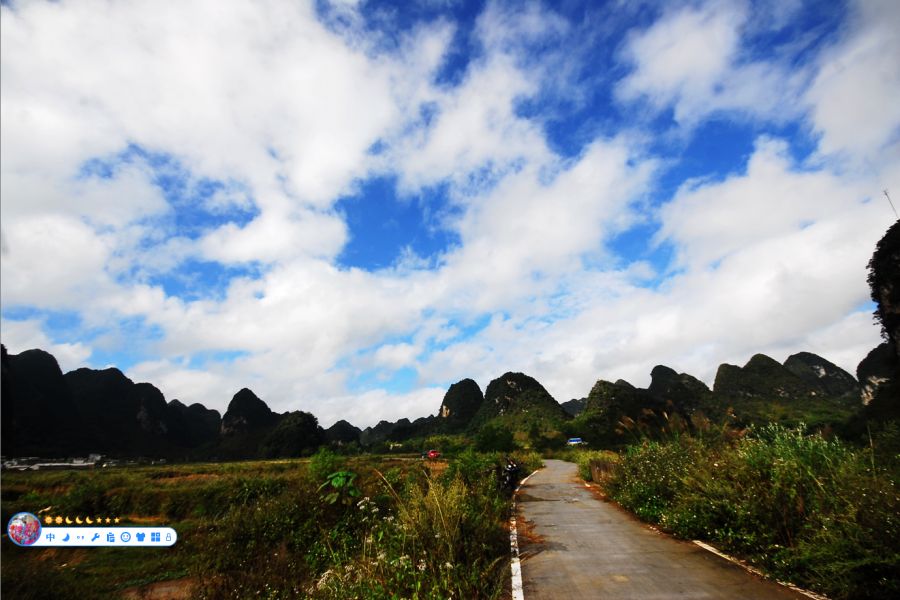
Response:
516,460,810,600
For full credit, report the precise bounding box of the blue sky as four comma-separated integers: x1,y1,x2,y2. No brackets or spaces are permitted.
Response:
2,0,897,427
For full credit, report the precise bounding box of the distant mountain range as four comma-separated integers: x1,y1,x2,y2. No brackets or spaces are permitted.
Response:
1,341,896,460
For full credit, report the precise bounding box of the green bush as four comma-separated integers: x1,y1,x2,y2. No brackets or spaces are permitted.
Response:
550,448,618,481
309,447,343,481
604,423,900,599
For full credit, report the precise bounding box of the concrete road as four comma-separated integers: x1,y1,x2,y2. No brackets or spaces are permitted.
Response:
516,460,809,600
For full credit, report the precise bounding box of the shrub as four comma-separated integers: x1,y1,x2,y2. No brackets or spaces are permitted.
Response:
603,423,900,599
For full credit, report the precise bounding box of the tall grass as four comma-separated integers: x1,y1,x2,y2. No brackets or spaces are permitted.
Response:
546,447,618,481
3,453,538,599
604,422,900,599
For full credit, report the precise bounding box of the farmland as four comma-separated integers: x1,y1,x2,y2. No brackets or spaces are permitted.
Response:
2,451,542,599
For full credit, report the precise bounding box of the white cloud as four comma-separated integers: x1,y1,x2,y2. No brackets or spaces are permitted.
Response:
199,209,348,264
657,137,863,268
127,355,445,427
1,319,92,372
372,343,420,370
318,387,446,428
0,215,114,307
616,0,806,126
806,0,900,160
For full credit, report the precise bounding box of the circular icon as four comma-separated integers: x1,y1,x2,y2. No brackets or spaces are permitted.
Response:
120,532,131,542
7,512,42,546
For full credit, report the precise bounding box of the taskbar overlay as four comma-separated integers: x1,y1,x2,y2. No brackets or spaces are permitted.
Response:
32,527,177,546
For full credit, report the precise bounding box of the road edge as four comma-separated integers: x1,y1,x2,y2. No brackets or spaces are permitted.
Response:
578,475,830,600
510,467,540,600
692,540,829,600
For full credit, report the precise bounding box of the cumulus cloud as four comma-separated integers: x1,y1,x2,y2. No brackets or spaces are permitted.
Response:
616,0,807,127
0,215,114,307
1,0,895,427
806,0,900,160
0,319,92,372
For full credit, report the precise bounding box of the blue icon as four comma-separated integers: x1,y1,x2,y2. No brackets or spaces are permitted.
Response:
45,533,56,542
107,532,115,542
166,532,172,542
76,535,85,541
121,532,131,542
91,533,100,542
151,532,160,542
62,533,70,542
136,532,145,542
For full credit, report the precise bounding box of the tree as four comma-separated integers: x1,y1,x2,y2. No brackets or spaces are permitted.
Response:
865,220,900,418
474,424,517,453
259,411,325,458
868,219,900,364
528,422,546,450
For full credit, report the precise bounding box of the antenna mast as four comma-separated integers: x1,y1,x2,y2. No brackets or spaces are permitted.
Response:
885,189,899,220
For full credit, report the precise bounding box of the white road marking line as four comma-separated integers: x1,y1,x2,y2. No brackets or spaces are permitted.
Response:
510,468,540,600
693,540,829,600
510,514,524,600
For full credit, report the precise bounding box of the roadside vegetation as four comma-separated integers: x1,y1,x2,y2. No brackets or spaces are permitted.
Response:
579,414,900,600
544,447,618,482
1,449,542,599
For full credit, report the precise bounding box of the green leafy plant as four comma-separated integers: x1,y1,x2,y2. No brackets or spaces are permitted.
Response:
309,447,342,480
318,470,362,505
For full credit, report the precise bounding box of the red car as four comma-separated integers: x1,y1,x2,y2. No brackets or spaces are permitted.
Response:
421,449,440,459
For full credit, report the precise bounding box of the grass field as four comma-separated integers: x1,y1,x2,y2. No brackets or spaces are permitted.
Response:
1,450,543,599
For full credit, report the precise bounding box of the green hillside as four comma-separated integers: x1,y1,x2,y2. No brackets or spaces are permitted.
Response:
467,372,571,436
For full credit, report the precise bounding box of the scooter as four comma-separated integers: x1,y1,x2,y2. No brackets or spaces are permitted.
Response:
499,457,522,491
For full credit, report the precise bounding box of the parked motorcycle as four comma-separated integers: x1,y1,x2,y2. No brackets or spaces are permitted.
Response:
498,457,522,491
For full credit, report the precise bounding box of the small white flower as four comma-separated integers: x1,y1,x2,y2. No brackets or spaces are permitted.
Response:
444,562,453,570
417,560,427,571
316,570,335,590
